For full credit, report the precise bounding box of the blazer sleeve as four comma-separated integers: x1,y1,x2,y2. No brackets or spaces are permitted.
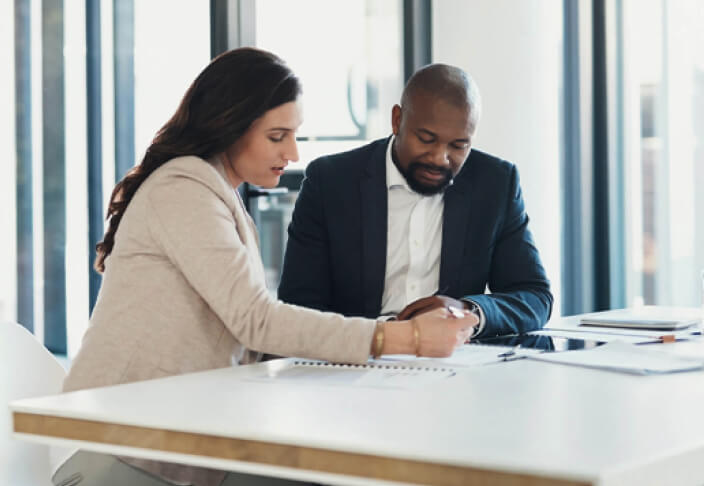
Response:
145,170,375,364
278,160,333,311
465,165,553,336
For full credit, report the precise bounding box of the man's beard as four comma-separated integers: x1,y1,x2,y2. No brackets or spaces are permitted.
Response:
398,160,453,195
391,144,454,195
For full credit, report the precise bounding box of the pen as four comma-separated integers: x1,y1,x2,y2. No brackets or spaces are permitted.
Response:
497,344,523,361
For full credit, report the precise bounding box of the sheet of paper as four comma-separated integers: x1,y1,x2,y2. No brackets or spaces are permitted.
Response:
527,341,704,375
374,343,538,368
648,339,704,361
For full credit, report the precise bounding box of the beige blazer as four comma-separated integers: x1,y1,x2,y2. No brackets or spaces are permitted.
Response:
63,156,376,486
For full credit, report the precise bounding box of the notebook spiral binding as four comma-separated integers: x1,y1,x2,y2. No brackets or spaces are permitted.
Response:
292,359,455,373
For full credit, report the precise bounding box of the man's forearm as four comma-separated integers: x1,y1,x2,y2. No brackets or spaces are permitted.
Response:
463,287,553,337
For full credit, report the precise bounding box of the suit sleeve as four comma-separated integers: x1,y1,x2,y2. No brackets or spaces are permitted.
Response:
278,160,333,311
465,165,553,336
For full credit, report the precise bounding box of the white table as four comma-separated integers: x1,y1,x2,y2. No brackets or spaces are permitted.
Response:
12,310,704,486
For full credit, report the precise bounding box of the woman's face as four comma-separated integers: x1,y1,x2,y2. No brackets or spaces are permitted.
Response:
223,100,303,189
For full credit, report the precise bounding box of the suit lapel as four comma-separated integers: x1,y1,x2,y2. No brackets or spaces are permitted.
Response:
439,160,474,293
359,139,389,316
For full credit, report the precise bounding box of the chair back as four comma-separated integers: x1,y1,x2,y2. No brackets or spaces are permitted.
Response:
1,321,67,486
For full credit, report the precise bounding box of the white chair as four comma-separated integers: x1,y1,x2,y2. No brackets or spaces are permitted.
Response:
1,321,69,486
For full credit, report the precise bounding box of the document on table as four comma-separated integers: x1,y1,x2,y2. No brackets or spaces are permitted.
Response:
250,345,527,389
374,343,538,368
527,341,704,375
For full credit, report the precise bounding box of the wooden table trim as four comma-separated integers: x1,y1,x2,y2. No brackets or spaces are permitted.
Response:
14,411,588,486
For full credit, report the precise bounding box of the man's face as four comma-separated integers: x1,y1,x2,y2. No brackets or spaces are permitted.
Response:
391,93,476,195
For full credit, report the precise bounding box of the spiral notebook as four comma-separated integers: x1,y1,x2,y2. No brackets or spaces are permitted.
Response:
251,343,526,389
253,359,460,389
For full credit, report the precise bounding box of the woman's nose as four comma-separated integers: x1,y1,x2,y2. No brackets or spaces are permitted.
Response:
285,138,300,163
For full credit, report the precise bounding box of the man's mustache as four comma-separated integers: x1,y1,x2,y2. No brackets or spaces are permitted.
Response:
408,161,452,177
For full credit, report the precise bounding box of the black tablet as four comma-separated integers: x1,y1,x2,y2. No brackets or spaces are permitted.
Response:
471,334,606,352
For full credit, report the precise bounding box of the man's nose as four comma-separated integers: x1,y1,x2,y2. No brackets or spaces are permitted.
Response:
428,144,450,167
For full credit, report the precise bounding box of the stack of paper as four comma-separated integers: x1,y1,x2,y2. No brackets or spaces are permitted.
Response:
579,309,700,331
528,341,704,374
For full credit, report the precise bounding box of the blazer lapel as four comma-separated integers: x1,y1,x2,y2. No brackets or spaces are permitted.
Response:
439,162,474,293
210,159,265,278
359,139,389,316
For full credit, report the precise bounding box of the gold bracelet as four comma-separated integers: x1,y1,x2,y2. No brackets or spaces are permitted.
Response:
372,321,385,359
412,319,420,357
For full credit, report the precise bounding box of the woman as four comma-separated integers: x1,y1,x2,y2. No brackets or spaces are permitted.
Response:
55,48,477,486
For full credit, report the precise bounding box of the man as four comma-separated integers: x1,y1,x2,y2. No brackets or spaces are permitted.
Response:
278,64,552,338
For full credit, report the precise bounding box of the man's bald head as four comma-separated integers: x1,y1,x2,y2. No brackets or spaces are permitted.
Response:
400,64,482,128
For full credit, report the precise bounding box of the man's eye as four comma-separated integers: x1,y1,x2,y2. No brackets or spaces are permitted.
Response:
418,136,434,144
451,143,469,150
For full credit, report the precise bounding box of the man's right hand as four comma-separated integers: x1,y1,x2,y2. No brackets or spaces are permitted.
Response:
397,295,467,320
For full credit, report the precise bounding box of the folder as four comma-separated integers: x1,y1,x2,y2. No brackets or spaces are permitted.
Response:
579,315,700,331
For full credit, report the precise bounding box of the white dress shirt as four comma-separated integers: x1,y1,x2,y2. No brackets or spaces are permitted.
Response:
380,137,444,315
379,138,486,336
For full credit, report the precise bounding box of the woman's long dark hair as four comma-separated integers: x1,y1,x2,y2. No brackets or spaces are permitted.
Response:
95,48,301,273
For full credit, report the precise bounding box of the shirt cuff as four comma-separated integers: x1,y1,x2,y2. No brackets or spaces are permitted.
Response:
462,298,486,338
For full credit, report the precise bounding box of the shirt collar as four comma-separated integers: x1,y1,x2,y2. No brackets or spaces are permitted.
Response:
385,136,411,191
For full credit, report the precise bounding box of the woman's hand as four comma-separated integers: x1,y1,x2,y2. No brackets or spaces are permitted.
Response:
381,307,479,358
412,307,478,357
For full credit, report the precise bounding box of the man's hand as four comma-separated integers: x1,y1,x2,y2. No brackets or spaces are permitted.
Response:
397,295,468,321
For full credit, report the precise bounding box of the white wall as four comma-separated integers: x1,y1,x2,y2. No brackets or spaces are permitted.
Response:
433,0,563,314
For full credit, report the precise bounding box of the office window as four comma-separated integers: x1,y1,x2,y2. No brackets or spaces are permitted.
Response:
254,0,404,164
5,1,209,358
133,1,210,163
1,0,17,325
621,0,704,307
251,0,405,289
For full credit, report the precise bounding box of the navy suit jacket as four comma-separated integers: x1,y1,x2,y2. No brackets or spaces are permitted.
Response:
278,137,553,337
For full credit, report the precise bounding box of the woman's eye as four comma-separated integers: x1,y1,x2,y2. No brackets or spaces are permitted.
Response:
269,135,285,143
